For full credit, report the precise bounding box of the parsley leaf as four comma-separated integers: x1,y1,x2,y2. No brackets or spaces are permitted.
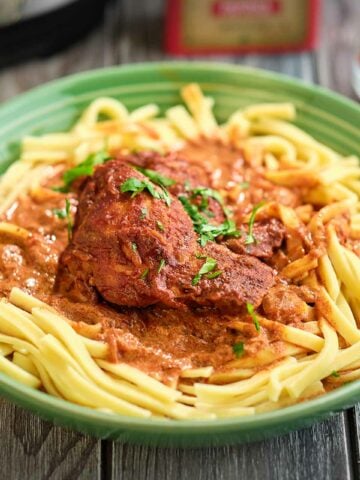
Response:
140,267,149,280
192,257,217,286
159,187,172,207
331,370,340,378
156,220,165,232
157,259,166,273
53,200,73,240
140,207,148,219
53,150,110,193
120,178,172,206
131,242,138,251
205,270,222,280
121,178,147,197
245,201,266,245
52,208,67,219
179,196,241,246
190,187,224,212
136,167,176,188
239,181,250,190
65,199,73,241
233,342,245,358
246,302,260,333
198,218,240,247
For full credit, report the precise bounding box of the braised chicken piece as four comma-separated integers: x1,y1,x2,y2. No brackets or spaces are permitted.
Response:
225,218,286,259
56,159,275,311
124,139,245,191
123,150,211,195
262,284,317,323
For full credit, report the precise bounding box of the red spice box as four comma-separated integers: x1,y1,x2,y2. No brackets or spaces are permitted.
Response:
165,0,321,55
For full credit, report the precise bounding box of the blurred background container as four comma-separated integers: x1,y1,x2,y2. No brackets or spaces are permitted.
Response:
165,0,321,55
0,0,108,67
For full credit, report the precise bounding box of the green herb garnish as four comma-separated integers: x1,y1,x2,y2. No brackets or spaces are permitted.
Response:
119,177,171,207
140,267,149,280
205,270,222,280
233,342,245,358
239,181,250,190
157,259,166,273
140,207,148,220
245,201,266,245
53,200,73,240
136,167,175,188
52,208,67,219
131,242,138,251
246,302,260,333
198,219,240,246
53,150,110,193
120,178,172,206
65,199,73,241
156,220,165,232
179,196,241,246
190,187,224,212
331,371,340,378
192,257,217,286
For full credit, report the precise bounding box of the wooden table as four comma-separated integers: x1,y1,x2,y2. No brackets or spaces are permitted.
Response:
0,1,359,478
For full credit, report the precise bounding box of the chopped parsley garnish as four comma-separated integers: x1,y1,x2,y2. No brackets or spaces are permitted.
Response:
192,257,217,286
233,342,245,358
140,207,148,219
245,201,266,245
246,302,260,333
156,220,165,232
53,200,73,240
53,149,110,192
205,270,222,280
203,209,215,218
190,187,224,212
157,259,166,273
239,181,250,190
52,208,67,219
198,219,240,246
136,167,176,188
65,199,73,241
131,242,138,251
331,370,340,378
120,178,172,206
179,195,241,246
140,267,149,280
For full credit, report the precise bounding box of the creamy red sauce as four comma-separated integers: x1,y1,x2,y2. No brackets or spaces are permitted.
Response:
0,139,331,383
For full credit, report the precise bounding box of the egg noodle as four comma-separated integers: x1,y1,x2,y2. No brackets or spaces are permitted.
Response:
0,84,360,419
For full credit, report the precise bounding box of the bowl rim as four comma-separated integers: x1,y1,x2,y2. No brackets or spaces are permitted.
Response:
0,61,359,116
0,61,359,435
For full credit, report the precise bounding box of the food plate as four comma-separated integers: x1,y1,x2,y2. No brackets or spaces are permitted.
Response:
0,62,359,447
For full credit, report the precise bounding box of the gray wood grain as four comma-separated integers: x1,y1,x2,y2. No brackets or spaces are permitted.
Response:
0,0,358,479
0,399,101,480
110,414,352,480
316,0,359,99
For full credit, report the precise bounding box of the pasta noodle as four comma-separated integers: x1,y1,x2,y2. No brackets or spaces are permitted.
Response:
0,83,359,420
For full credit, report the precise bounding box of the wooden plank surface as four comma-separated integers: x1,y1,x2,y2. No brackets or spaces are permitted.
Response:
0,0,358,479
0,399,101,480
109,415,352,480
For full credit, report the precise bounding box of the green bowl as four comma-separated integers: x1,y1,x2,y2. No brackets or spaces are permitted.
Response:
0,62,359,447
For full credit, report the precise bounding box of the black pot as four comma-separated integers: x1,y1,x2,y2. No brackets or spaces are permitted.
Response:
0,0,110,68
